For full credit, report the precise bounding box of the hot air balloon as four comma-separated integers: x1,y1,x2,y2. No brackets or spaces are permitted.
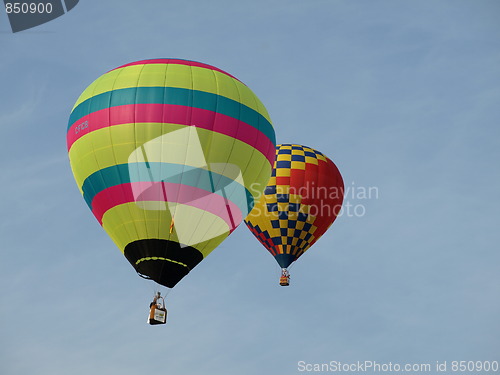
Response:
244,144,344,286
67,59,276,291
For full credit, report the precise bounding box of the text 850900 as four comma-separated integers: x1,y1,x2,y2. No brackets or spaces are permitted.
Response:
5,2,53,14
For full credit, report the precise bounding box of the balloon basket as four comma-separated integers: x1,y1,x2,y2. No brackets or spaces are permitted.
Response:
148,305,167,325
148,294,167,325
279,276,290,286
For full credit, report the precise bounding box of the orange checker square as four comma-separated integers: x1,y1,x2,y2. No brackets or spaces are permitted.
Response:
291,161,306,170
281,237,289,248
276,167,291,177
294,220,306,231
292,148,305,156
288,193,302,204
306,214,317,224
316,153,327,162
267,227,281,239
277,202,289,212
277,153,292,161
305,156,319,165
266,176,277,187
296,202,310,213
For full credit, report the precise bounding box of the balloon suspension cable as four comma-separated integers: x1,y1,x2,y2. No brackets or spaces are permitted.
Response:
282,268,290,278
155,286,172,299
153,291,166,309
163,287,172,297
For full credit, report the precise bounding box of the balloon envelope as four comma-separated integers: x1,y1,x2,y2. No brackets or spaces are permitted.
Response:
67,59,275,287
245,144,343,269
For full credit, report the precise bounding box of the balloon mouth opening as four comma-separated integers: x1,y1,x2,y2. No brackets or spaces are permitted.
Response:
274,253,297,269
124,239,203,288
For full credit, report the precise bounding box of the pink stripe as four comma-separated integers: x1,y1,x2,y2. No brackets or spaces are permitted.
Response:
66,103,275,165
92,182,243,230
109,59,241,82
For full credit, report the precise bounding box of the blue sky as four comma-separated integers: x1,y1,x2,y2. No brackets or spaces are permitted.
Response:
1,1,499,374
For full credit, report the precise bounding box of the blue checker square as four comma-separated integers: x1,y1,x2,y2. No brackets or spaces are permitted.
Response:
266,203,278,212
303,222,312,232
278,211,289,220
272,237,282,245
298,212,308,222
304,233,312,241
278,149,292,154
280,228,288,236
287,237,294,245
277,194,289,203
304,151,316,157
276,160,291,168
271,220,280,228
294,229,302,237
288,203,300,212
287,220,297,228
291,155,306,162
292,146,303,150
265,185,276,195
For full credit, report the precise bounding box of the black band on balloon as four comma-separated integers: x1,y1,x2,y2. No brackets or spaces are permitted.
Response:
124,239,203,288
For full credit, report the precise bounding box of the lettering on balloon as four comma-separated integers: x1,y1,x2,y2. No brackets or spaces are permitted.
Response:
74,120,88,134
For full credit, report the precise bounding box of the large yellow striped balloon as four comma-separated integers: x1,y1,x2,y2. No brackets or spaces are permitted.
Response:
67,59,275,288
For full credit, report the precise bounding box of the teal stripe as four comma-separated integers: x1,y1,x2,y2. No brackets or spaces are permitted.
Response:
68,86,275,145
82,163,255,214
